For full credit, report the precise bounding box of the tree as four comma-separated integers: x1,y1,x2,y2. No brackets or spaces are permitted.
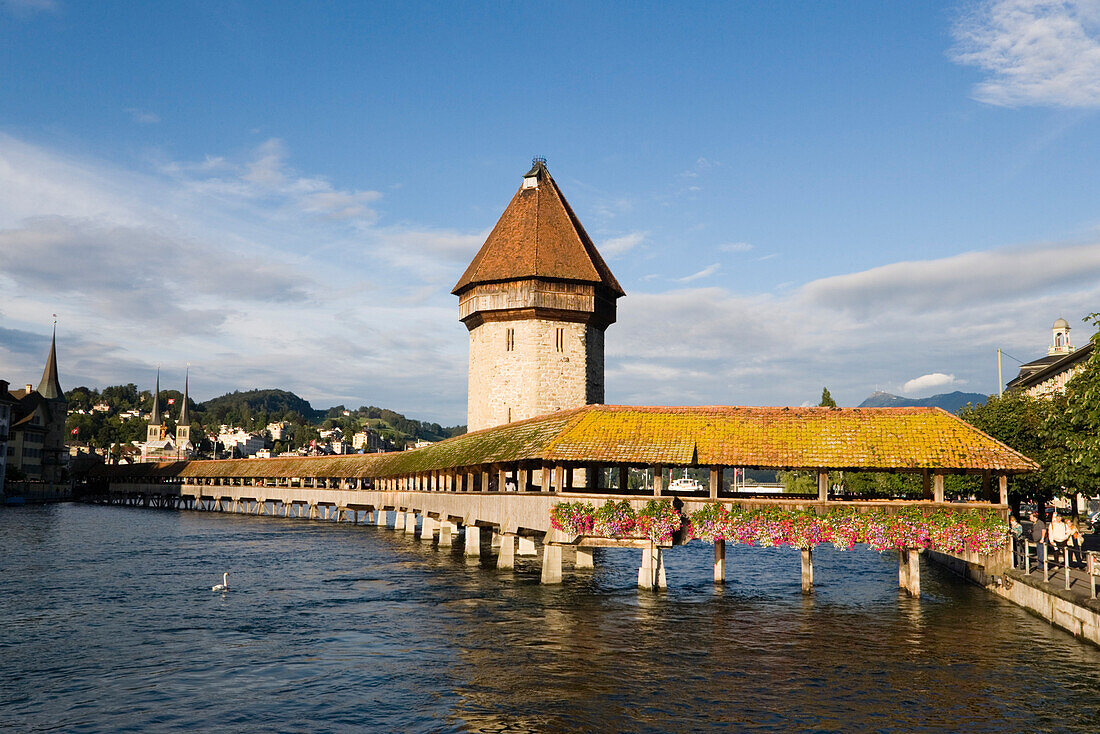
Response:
819,387,837,408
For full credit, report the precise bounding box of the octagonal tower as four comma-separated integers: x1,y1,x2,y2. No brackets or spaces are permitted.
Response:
453,160,624,431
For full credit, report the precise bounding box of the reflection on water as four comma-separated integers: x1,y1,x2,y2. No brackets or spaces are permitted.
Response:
2,504,1099,733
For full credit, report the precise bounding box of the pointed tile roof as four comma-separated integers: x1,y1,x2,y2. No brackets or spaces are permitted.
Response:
36,326,64,400
179,369,190,425
149,369,162,427
453,160,625,296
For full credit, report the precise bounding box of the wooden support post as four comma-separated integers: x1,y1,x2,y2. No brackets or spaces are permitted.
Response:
933,473,945,503
518,466,528,492
801,548,813,593
1065,547,1071,590
899,550,910,589
439,520,453,547
421,514,436,543
496,534,515,569
906,549,920,597
553,464,564,493
404,511,417,535
375,508,387,526
541,465,551,493
998,475,1008,505
575,546,594,569
653,466,664,497
498,466,508,492
541,543,563,584
714,539,726,584
464,525,481,557
638,544,667,590
709,468,721,499
480,469,489,493
619,466,629,493
394,508,405,531
818,471,828,502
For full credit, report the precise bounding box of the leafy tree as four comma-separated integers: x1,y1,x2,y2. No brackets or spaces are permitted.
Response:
819,387,837,408
1050,314,1100,497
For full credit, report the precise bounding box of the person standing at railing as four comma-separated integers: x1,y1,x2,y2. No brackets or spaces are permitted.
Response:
1050,512,1070,564
1030,511,1048,567
1066,518,1085,569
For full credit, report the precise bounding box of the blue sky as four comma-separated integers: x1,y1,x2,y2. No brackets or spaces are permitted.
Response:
2,0,1100,424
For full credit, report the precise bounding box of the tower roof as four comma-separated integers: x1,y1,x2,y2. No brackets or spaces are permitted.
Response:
149,369,162,427
36,325,64,400
179,369,190,425
452,160,625,297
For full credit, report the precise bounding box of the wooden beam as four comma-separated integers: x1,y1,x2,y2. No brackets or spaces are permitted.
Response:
709,468,722,500
998,474,1008,505
933,473,945,503
653,466,664,497
818,471,828,502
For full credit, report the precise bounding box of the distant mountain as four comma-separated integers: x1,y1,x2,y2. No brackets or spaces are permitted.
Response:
199,389,322,422
858,390,988,413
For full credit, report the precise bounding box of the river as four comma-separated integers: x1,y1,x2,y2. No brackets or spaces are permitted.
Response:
2,503,1098,732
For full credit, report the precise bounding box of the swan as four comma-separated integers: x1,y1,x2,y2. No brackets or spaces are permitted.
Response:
212,572,229,592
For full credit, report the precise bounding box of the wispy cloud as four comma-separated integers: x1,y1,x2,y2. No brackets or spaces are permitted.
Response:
126,108,160,124
951,0,1100,107
601,231,646,257
676,262,721,282
719,242,754,253
2,0,58,17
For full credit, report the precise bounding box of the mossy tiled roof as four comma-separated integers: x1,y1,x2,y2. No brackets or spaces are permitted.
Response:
104,404,1037,480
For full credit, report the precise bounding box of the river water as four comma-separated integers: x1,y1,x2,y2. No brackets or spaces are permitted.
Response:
2,503,1099,733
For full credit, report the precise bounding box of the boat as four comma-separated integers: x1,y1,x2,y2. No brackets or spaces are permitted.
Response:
666,473,705,494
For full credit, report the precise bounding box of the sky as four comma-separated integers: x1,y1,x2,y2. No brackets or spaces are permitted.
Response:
2,0,1100,425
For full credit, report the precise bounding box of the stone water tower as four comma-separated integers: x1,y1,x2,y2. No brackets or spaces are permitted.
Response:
453,159,624,431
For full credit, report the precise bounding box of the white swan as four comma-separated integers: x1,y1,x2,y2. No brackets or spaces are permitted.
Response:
212,572,229,592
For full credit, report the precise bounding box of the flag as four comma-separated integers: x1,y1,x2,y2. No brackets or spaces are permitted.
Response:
167,398,175,405
71,427,79,435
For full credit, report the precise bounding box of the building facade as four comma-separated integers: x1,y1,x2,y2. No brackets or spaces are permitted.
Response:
1006,318,1094,398
453,160,624,431
3,330,70,494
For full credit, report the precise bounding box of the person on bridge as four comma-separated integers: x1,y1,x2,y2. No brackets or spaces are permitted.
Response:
1066,518,1085,568
1030,511,1048,567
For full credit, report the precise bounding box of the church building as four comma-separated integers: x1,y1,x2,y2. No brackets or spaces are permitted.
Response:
1006,318,1094,397
453,160,624,431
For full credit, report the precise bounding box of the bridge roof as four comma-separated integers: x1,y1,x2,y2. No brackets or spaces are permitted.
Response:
103,404,1037,480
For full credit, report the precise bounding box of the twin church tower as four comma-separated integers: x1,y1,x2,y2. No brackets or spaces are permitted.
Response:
454,160,624,432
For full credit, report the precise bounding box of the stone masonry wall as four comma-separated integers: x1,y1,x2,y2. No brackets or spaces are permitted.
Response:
467,318,603,431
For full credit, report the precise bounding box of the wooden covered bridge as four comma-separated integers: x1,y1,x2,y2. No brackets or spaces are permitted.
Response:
90,404,1036,594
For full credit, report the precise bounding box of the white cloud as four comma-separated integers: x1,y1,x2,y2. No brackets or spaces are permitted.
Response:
2,0,58,16
600,231,646,257
719,242,754,253
676,262,721,282
126,108,160,124
902,373,959,394
606,237,1100,408
0,133,476,423
951,0,1100,107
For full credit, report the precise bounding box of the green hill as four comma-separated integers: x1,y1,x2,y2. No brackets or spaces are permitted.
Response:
199,389,322,424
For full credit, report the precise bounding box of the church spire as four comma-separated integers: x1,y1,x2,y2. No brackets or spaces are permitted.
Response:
179,366,190,425
149,368,162,427
37,317,64,400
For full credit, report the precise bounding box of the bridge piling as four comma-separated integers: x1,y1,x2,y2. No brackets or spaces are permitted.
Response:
715,539,726,584
801,549,813,593
497,534,515,569
464,525,481,557
574,546,594,569
540,544,562,584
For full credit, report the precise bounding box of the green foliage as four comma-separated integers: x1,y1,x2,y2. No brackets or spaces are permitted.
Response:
959,389,1056,501
819,387,837,408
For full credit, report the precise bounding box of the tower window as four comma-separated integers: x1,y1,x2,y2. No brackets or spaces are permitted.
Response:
506,328,515,352
555,328,564,352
